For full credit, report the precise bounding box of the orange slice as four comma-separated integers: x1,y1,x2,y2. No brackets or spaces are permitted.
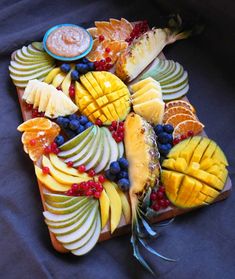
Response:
86,39,128,63
17,117,52,132
21,122,60,162
173,120,204,138
165,113,196,127
163,106,195,122
165,100,195,113
87,27,98,38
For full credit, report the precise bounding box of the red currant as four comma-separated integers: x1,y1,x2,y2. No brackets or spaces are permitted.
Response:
71,183,79,192
42,166,50,175
67,161,74,168
44,146,51,154
116,136,122,143
156,191,164,200
173,137,181,145
111,121,117,128
29,139,36,146
87,180,95,187
56,85,62,91
99,59,106,66
80,182,89,191
32,109,39,118
53,148,60,155
88,169,96,177
187,130,194,137
151,203,161,211
95,119,103,126
25,103,33,110
85,189,93,196
99,35,105,42
117,126,124,132
119,122,124,127
163,199,170,208
94,191,101,199
150,192,157,201
181,134,187,140
51,142,58,151
105,56,112,63
158,186,165,193
105,47,111,53
98,175,105,183
78,165,86,173
66,189,74,196
159,199,165,207
108,126,114,131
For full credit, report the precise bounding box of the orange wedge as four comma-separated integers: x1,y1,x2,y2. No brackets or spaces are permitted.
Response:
173,120,204,138
87,27,98,38
17,117,52,132
165,113,196,127
163,106,195,122
165,100,195,113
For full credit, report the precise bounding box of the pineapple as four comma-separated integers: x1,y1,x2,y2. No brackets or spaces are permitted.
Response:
23,80,78,118
116,27,189,82
161,136,229,208
75,71,131,125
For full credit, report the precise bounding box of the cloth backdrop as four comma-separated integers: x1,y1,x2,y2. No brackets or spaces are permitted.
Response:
0,0,234,278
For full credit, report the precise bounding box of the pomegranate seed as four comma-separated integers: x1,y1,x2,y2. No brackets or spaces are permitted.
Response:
105,56,112,63
152,203,161,211
95,119,103,126
67,161,74,168
94,191,101,199
71,183,79,191
105,47,111,53
111,121,117,128
42,166,50,175
99,35,105,42
78,165,86,173
44,146,51,154
29,139,36,146
66,189,74,196
98,175,105,183
85,189,93,196
25,103,33,110
88,169,96,177
156,191,164,200
187,130,194,137
150,192,157,201
173,137,181,145
108,126,114,131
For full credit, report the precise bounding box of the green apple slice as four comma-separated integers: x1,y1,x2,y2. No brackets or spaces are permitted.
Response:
71,214,101,256
31,42,44,51
162,75,188,94
64,215,97,250
48,204,94,235
59,126,96,159
43,193,74,203
154,61,176,81
94,128,111,173
103,128,119,170
118,141,124,157
157,63,182,83
9,64,52,77
10,60,50,71
163,84,189,101
85,127,104,170
45,196,83,209
72,127,101,167
56,203,98,244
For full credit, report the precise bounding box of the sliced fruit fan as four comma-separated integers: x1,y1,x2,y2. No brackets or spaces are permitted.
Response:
11,17,231,275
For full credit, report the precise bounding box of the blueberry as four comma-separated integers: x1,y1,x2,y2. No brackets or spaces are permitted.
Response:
163,124,174,134
87,62,95,71
78,115,89,125
82,57,89,64
117,157,129,170
158,143,170,156
154,124,164,135
58,117,70,128
84,122,93,129
69,120,80,130
76,125,85,134
55,135,65,146
76,63,89,74
71,70,80,81
117,178,130,191
117,171,129,180
105,169,116,181
158,132,171,144
64,129,77,139
110,161,121,174
68,114,79,120
56,116,65,126
60,63,71,73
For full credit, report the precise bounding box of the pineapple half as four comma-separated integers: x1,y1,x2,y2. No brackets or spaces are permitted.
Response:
116,27,189,82
124,113,174,274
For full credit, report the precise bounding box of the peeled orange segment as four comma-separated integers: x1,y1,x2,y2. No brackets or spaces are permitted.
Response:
165,100,195,113
163,106,195,122
173,120,204,138
86,39,128,64
21,122,60,162
17,117,52,132
87,27,98,38
94,18,133,41
165,113,196,127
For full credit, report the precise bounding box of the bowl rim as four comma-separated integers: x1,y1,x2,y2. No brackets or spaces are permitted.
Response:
43,23,93,61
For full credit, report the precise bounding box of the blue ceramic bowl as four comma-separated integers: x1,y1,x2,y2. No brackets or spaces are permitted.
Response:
43,23,93,61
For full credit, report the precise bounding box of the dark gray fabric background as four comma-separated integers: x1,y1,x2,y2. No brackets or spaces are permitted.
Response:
0,1,234,278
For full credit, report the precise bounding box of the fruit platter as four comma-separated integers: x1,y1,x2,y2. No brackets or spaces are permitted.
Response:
10,17,232,274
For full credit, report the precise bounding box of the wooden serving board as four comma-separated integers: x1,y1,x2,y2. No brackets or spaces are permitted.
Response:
15,59,232,254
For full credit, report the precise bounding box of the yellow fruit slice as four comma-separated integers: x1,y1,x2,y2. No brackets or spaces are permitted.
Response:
17,117,52,132
99,190,110,229
44,67,61,84
103,181,122,233
130,77,157,92
132,82,162,99
190,137,211,163
35,165,70,192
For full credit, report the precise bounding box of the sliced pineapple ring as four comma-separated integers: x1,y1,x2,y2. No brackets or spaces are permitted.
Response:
75,71,131,125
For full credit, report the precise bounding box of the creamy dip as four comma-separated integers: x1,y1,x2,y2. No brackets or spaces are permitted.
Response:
46,26,91,58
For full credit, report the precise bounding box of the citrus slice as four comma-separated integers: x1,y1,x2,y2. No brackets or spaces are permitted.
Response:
86,39,128,64
17,117,52,132
165,113,196,127
165,100,195,113
173,120,204,138
87,27,98,38
21,122,60,162
163,106,195,122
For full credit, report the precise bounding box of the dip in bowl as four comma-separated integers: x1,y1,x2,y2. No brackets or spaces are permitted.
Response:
43,24,93,61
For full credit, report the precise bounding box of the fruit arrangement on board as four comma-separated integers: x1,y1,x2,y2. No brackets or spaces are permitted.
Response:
10,17,230,275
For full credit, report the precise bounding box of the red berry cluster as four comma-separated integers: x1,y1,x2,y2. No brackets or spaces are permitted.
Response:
67,161,102,180
69,83,75,99
95,119,103,126
109,121,124,143
150,186,170,211
173,130,194,145
126,20,149,44
94,57,113,71
44,142,60,155
66,176,105,199
26,105,45,118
